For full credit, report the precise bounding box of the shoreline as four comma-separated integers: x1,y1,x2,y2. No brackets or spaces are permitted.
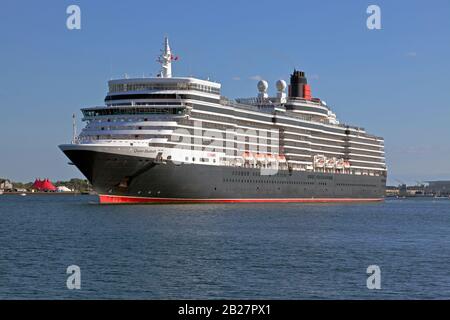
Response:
0,191,95,196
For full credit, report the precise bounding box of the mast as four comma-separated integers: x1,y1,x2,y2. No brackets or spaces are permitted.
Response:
72,113,77,144
158,37,177,78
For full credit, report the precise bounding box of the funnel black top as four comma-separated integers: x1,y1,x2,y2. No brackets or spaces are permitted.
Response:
289,69,308,98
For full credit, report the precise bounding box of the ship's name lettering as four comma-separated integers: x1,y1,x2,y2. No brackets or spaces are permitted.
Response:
133,149,156,154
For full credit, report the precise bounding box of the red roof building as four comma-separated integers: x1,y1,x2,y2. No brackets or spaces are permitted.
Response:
32,179,57,191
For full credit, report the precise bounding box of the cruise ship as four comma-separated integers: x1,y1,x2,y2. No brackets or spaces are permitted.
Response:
60,38,387,204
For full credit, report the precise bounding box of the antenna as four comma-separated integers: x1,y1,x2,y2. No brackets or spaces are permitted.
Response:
72,113,77,144
157,36,178,78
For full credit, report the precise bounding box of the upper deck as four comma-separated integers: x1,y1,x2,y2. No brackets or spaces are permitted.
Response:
79,37,384,144
108,77,221,95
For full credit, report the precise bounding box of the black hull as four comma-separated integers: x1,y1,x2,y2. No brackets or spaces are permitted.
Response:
62,148,386,204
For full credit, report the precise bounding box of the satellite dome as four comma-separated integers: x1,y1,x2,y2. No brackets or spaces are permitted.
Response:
257,80,268,93
276,80,287,92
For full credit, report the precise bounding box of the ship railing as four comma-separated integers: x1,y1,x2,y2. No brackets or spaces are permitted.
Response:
84,102,186,110
287,97,325,107
221,97,332,123
220,97,277,113
341,127,384,140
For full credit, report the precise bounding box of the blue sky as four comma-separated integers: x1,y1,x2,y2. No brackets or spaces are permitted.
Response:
0,0,449,185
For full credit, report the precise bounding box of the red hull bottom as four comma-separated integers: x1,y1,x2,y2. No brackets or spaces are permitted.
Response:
99,195,384,204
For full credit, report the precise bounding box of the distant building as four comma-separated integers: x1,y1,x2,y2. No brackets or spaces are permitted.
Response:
386,184,428,197
0,179,13,191
385,185,400,197
426,181,450,196
56,186,72,192
398,184,408,197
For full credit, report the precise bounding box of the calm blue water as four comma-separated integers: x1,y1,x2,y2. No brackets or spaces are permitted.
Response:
0,195,449,299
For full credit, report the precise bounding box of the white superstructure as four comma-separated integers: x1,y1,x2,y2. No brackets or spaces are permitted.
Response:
73,38,386,177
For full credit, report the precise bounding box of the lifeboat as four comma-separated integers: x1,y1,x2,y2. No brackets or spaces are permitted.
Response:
255,153,266,161
266,154,274,162
325,158,336,168
242,151,252,160
336,159,345,169
314,155,326,168
315,158,325,168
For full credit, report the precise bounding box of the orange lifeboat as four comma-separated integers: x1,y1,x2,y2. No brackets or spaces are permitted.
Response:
325,158,336,168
